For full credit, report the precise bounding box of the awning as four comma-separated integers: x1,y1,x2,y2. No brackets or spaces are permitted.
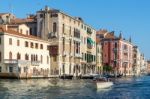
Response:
87,37,94,45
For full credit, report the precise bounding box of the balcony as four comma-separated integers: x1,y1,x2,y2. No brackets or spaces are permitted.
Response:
4,59,18,64
31,61,40,66
87,44,93,49
4,59,31,65
48,32,57,39
87,27,92,34
74,53,82,58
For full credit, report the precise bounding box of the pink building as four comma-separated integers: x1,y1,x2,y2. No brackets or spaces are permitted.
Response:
97,30,133,76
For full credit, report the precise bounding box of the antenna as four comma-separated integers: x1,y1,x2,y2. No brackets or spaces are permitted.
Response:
9,3,13,14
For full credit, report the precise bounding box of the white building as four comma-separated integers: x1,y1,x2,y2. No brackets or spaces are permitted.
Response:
133,46,141,76
0,25,51,78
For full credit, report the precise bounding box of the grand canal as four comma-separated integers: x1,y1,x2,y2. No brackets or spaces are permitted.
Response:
0,76,150,99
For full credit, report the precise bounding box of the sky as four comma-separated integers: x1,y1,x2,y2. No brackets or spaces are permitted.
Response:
0,0,150,59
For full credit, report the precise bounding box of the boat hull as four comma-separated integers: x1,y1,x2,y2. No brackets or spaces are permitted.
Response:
96,82,113,89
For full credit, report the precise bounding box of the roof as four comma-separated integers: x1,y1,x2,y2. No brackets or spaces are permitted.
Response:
10,18,36,24
96,29,108,35
96,38,102,43
0,13,9,16
0,25,44,41
37,6,96,30
105,33,115,39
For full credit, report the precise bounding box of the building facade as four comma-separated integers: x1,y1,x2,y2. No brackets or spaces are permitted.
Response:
97,30,133,76
36,6,97,77
0,25,50,78
132,46,141,76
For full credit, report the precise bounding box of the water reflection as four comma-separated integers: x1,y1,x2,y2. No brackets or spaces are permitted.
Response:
0,76,150,99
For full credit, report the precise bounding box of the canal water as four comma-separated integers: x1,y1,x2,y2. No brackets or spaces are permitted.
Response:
0,76,150,99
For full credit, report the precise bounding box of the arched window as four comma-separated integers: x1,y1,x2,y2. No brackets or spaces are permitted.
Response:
9,52,12,60
53,22,57,33
17,53,21,60
36,55,38,61
33,55,36,61
25,54,29,60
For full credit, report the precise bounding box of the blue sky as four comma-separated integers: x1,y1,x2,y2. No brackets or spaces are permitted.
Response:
0,0,150,59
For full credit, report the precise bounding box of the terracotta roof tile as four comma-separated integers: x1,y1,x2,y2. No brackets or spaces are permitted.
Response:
10,18,36,24
0,25,41,40
96,29,108,35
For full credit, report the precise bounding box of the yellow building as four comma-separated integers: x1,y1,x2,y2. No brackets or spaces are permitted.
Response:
36,6,97,77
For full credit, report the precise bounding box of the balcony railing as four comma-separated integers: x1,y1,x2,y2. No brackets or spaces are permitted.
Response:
87,27,92,34
31,61,41,66
87,44,93,49
4,59,18,64
48,32,57,39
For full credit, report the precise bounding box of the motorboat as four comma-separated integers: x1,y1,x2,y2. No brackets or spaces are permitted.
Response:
94,77,113,89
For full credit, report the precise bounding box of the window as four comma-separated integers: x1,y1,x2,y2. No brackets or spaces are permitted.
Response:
20,29,22,34
35,43,38,49
33,55,36,61
9,38,12,45
25,41,28,47
26,30,29,35
47,45,49,50
0,67,1,72
85,53,87,61
8,67,13,73
31,54,33,61
115,42,117,48
9,52,12,59
63,38,65,51
0,52,1,62
40,14,43,18
36,55,38,61
81,24,83,29
53,22,57,33
30,42,34,48
82,53,84,60
17,40,20,46
17,53,21,60
69,26,71,35
25,54,29,60
40,44,43,49
24,67,26,73
62,24,65,33
30,28,32,35
84,26,86,30
18,67,21,73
